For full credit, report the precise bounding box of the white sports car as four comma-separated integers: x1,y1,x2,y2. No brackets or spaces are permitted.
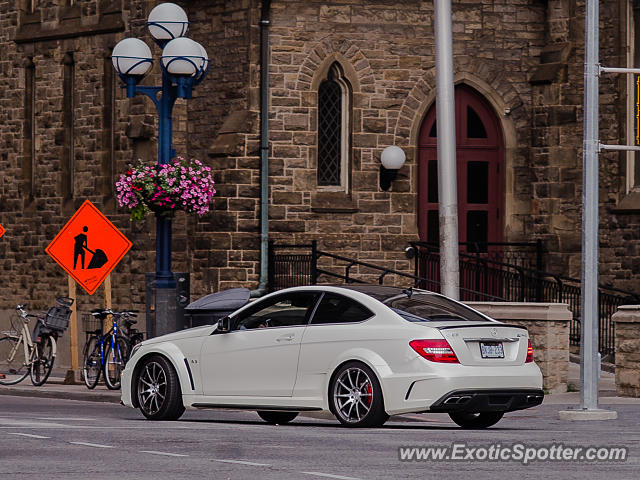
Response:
121,285,543,428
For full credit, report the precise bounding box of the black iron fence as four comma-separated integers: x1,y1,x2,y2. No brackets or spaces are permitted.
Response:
268,240,640,359
411,242,640,359
268,240,418,289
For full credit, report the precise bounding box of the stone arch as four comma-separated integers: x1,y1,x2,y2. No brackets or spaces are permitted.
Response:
394,58,527,240
394,59,523,150
296,36,374,93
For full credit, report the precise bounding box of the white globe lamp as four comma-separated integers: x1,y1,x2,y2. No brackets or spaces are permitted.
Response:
162,37,205,76
147,3,189,41
111,38,153,76
380,146,406,190
381,145,406,170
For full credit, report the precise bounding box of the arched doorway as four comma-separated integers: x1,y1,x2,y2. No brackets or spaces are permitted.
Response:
418,85,504,251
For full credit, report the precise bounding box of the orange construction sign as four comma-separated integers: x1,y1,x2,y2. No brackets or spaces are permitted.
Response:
45,200,132,295
0,223,4,239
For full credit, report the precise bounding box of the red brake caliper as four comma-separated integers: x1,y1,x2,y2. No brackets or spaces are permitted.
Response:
366,382,372,404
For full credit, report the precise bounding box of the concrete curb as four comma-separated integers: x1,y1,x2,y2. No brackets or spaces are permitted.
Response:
558,408,619,420
0,384,121,404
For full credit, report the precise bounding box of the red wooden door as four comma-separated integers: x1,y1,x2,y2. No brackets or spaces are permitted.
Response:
418,85,504,250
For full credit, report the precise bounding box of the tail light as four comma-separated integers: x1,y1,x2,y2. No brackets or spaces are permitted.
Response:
525,340,534,363
410,339,459,363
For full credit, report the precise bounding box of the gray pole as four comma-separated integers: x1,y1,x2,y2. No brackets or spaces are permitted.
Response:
434,0,460,300
580,0,600,410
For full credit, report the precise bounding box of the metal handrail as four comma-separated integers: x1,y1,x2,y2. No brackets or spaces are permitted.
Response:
268,240,639,356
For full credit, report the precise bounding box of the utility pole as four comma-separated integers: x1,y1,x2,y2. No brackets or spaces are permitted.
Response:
434,0,460,300
579,0,600,413
560,0,626,420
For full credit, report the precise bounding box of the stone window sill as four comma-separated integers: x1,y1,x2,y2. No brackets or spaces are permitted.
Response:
612,191,640,214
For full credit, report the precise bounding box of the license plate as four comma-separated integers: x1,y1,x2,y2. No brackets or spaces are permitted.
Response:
480,342,504,358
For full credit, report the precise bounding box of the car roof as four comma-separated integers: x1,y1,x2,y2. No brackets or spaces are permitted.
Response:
325,284,410,302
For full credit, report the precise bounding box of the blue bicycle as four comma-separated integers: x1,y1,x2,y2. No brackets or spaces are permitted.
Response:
82,309,137,390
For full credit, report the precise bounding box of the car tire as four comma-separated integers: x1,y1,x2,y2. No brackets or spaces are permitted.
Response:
135,355,185,421
330,361,389,428
257,411,299,424
448,411,504,429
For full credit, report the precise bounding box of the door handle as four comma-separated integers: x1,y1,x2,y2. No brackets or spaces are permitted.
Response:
276,334,294,342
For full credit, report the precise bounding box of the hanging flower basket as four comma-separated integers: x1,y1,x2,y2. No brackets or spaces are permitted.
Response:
116,156,216,221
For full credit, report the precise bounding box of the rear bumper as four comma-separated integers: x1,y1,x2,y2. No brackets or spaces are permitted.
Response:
429,388,544,413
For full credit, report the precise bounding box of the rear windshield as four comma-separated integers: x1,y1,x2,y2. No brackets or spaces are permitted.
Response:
387,294,488,323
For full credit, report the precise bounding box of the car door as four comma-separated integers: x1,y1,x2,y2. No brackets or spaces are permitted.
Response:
199,291,320,397
294,292,376,399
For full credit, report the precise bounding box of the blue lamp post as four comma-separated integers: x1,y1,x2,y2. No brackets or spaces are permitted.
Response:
112,3,208,289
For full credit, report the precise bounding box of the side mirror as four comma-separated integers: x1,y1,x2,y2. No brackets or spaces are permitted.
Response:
217,316,231,333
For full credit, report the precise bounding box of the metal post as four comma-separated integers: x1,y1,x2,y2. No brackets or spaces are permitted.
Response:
535,239,543,302
268,239,274,292
580,0,600,411
434,0,460,300
155,74,177,289
251,0,272,297
132,78,180,336
311,240,318,285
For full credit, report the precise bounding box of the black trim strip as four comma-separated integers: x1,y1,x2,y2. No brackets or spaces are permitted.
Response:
405,382,416,400
191,404,322,411
437,323,528,331
183,358,195,391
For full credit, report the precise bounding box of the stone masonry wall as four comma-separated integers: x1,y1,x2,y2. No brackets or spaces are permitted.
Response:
613,305,640,397
186,0,261,294
237,0,547,287
529,0,640,293
466,302,571,393
0,0,257,369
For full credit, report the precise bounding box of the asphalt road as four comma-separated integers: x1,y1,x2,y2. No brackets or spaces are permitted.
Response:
0,395,638,480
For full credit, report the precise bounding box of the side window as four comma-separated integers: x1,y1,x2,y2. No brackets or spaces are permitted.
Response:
234,292,319,330
310,293,373,325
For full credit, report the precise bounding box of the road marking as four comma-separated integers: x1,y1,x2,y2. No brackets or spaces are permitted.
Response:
301,473,362,480
8,432,50,439
36,417,94,422
213,459,271,466
140,450,189,457
0,418,66,428
69,441,114,448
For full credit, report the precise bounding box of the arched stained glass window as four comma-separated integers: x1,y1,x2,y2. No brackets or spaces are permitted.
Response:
317,62,351,189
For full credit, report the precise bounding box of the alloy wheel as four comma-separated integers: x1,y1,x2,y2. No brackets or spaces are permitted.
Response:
332,366,374,424
138,360,167,416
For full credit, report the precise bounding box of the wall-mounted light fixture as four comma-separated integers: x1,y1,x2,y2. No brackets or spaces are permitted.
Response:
380,146,406,191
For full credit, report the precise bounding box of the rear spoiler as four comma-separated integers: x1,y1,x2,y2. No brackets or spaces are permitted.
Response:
436,323,528,331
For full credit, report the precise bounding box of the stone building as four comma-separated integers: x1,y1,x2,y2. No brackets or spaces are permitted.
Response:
1,0,640,330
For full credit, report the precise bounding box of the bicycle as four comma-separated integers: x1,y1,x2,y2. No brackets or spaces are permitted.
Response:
0,297,73,386
82,309,138,390
121,313,144,349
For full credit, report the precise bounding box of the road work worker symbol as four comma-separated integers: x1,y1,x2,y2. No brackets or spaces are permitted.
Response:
46,200,132,295
73,226,109,269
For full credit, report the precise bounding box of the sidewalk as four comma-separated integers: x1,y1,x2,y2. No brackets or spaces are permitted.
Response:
1,362,639,407
0,371,122,404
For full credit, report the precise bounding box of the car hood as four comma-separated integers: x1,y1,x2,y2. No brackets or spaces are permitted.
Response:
142,324,215,345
